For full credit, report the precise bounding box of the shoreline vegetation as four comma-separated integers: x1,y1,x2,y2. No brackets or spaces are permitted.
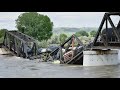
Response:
0,27,97,48
39,27,97,48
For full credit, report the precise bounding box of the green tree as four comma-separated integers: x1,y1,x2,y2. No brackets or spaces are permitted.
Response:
0,29,6,38
59,34,67,44
0,29,4,38
75,30,89,37
0,29,7,43
90,30,97,37
16,12,53,41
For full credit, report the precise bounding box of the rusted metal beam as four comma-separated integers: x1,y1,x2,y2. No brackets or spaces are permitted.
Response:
50,35,73,57
65,39,72,52
5,30,26,43
61,35,73,47
66,50,83,64
73,34,84,46
92,13,106,46
9,30,36,42
106,18,108,45
99,32,108,47
59,46,64,64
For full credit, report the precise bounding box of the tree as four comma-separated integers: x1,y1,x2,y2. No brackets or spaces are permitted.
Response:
90,30,97,37
59,34,67,44
0,29,6,38
0,29,7,43
75,30,89,37
16,12,53,41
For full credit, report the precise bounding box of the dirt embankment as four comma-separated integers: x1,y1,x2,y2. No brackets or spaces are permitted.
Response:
0,48,11,55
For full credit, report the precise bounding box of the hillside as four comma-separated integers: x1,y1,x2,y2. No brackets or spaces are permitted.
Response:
53,27,98,35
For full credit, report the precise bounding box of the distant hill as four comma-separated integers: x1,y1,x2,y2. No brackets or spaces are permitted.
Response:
53,27,98,35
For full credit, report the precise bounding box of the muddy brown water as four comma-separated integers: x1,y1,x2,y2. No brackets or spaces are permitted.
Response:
0,54,120,78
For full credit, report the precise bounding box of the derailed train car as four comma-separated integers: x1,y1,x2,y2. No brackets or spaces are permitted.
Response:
46,34,84,65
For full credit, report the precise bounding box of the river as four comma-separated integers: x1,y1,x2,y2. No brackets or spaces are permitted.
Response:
0,55,120,78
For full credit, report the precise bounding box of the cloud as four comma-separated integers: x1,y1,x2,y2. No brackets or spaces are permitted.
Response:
38,12,106,27
0,12,119,30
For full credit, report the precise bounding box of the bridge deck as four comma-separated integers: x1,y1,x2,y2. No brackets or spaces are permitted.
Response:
8,30,36,42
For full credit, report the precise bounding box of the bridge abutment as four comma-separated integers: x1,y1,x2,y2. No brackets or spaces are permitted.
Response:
0,48,11,55
83,50,119,66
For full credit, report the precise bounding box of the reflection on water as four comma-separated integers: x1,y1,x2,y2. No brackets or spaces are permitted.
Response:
0,54,120,78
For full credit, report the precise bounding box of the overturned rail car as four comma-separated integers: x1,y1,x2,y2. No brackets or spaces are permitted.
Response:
48,34,84,65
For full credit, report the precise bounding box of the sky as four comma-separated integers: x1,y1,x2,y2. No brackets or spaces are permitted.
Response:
0,12,119,30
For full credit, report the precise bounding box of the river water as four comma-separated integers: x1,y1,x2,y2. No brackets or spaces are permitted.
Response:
0,55,120,78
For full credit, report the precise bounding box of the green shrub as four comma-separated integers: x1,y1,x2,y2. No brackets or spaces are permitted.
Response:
0,37,4,43
38,40,49,48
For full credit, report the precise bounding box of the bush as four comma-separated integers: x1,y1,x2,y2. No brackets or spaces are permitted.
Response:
0,29,6,38
59,33,67,44
38,40,49,48
0,29,6,43
49,35,60,44
0,36,4,43
75,30,89,37
90,30,97,37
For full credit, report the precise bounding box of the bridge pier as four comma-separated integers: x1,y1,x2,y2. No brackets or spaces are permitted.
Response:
118,50,120,64
83,50,119,66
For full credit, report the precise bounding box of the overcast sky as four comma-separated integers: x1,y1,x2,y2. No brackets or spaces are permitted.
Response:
0,12,119,30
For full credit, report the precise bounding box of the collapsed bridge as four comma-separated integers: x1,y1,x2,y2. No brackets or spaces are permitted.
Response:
1,30,38,59
47,12,120,66
0,12,120,66
48,34,84,64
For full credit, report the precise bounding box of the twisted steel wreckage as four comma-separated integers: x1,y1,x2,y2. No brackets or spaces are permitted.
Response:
0,12,120,65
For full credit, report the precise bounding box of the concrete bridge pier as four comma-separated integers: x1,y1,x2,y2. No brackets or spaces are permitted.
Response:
83,50,119,66
118,50,120,64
